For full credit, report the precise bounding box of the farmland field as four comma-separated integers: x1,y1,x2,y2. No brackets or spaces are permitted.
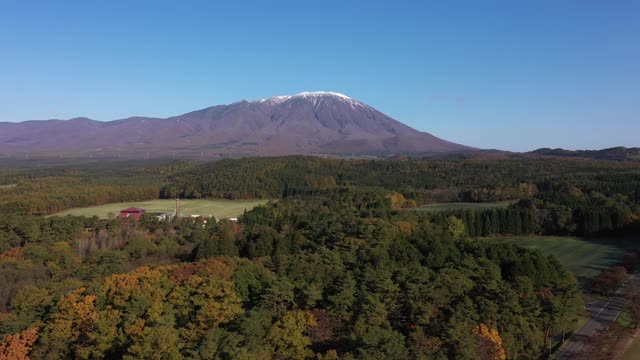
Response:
413,201,513,212
489,236,636,279
51,199,268,219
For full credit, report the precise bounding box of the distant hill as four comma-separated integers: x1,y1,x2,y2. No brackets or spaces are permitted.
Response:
389,147,640,162
530,147,640,161
0,92,473,158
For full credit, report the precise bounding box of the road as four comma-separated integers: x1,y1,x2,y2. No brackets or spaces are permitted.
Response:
555,275,638,359
555,295,626,358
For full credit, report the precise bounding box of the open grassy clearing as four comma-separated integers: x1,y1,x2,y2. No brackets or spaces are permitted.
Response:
0,183,16,189
51,199,268,219
413,201,513,212
488,236,637,280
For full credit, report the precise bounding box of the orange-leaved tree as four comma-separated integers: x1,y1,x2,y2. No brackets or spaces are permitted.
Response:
472,323,507,360
0,327,39,360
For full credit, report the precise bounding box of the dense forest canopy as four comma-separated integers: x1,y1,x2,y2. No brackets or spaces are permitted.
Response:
0,156,638,359
163,157,640,238
162,156,640,202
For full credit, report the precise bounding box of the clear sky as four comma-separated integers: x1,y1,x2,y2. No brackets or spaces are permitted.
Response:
1,0,638,151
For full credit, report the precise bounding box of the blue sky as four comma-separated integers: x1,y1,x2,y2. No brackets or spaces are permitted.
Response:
0,0,638,151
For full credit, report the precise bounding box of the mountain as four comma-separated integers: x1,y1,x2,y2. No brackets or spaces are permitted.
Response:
0,92,473,158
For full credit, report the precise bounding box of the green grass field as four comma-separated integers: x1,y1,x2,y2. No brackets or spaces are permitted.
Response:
51,199,268,219
413,201,513,213
0,183,16,189
490,236,636,279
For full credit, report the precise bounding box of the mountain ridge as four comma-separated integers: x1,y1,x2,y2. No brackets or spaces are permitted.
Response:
0,92,474,157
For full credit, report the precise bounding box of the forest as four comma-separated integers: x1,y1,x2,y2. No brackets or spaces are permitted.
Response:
0,156,639,359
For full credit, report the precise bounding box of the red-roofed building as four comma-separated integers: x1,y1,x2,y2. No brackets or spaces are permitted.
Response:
118,207,146,221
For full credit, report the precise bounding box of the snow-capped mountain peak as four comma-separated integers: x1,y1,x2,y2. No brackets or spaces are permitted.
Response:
257,91,355,104
295,91,352,99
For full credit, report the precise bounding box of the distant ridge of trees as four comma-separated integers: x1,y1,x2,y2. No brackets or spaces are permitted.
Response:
529,146,640,161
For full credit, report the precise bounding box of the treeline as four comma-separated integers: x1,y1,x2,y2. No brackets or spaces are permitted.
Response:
164,157,640,238
426,206,538,237
162,156,640,203
0,161,193,216
426,191,636,238
0,179,160,216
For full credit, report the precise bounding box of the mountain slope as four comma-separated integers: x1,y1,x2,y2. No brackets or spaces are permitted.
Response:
0,92,473,157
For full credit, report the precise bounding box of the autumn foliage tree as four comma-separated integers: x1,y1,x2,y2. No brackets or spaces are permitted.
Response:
590,266,627,295
472,323,507,360
267,310,317,360
0,327,39,360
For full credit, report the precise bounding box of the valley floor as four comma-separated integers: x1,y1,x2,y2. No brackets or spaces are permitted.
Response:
51,198,268,219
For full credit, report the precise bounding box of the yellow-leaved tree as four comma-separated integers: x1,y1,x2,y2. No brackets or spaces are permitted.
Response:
267,310,317,360
472,323,507,360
